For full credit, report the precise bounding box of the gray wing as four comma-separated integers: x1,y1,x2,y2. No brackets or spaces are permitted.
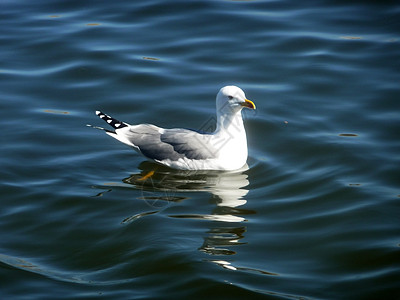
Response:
123,125,217,161
161,129,217,160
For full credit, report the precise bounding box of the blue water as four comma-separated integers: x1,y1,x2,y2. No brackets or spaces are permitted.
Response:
1,1,399,299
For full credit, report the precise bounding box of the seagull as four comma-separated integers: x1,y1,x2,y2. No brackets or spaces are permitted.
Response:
92,86,255,171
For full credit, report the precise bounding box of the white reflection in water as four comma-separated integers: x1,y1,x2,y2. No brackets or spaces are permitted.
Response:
121,161,256,256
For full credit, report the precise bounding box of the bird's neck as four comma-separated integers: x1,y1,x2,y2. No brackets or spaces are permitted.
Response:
215,111,245,135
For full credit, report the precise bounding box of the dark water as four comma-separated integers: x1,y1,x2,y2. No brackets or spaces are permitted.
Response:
1,1,399,299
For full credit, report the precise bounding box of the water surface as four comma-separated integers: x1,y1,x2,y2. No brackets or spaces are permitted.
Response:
1,0,399,299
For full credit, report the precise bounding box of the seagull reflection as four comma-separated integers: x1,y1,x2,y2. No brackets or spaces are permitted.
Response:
122,161,256,256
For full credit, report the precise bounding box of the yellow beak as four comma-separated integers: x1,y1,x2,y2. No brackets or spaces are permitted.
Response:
241,99,256,109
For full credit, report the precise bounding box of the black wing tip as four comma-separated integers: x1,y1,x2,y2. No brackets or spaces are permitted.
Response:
95,110,128,130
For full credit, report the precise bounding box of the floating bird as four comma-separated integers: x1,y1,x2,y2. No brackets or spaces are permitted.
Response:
92,86,255,170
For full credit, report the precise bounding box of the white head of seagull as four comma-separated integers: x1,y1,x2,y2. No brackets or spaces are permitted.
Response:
215,85,256,132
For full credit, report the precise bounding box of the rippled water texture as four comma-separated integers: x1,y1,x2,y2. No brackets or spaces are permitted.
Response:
1,1,399,299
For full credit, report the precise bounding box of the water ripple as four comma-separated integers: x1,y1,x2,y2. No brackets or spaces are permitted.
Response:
1,1,399,299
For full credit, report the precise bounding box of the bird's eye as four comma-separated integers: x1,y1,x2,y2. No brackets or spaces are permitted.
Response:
228,96,233,100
